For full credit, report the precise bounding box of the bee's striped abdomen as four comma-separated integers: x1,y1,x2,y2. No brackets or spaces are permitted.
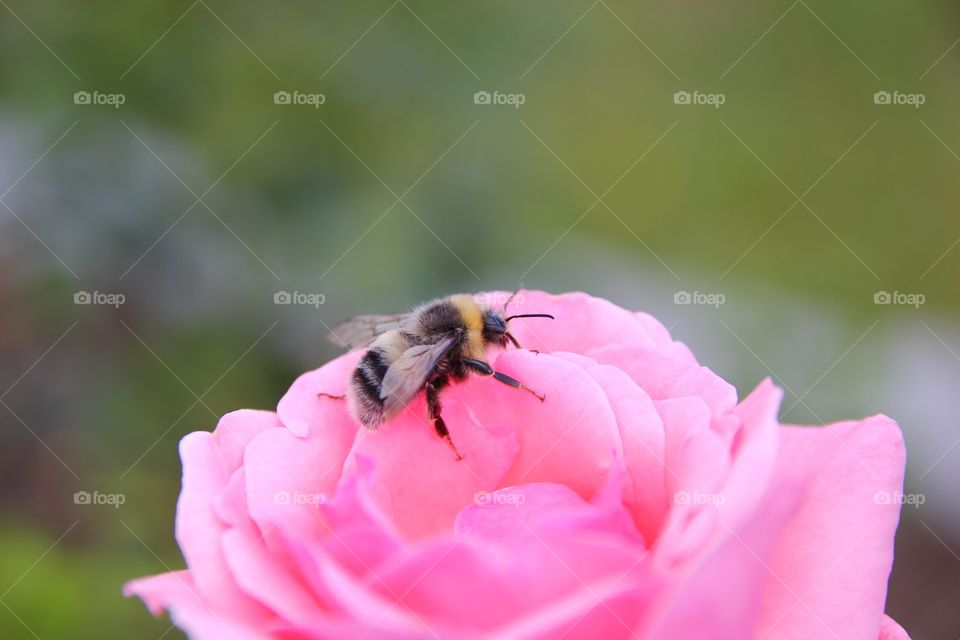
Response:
358,347,389,389
346,331,409,428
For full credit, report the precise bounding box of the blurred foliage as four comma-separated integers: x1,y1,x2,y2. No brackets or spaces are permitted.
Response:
1,1,959,638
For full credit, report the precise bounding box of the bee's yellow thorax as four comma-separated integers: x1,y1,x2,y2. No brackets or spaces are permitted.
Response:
450,294,485,358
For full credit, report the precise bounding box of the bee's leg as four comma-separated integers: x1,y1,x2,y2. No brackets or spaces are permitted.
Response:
490,371,545,401
426,381,464,461
317,392,345,400
461,358,545,402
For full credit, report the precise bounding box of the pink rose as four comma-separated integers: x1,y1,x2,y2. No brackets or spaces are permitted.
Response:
126,290,909,639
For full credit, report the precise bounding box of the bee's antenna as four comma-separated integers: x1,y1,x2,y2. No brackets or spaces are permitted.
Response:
503,288,521,314
504,313,555,322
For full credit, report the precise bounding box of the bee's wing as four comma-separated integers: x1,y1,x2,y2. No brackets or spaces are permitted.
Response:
380,335,459,418
327,313,406,349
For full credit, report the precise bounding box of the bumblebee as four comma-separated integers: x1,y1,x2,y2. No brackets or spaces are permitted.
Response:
322,293,553,459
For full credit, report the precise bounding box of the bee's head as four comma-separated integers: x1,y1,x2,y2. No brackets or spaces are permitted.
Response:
482,310,554,349
482,310,509,347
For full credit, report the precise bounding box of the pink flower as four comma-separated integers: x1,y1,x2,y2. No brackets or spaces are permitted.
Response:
126,290,909,639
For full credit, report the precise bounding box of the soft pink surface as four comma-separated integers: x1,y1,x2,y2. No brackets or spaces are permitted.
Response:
126,290,908,639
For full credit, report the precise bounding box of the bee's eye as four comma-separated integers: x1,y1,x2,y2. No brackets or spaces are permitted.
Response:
484,313,506,334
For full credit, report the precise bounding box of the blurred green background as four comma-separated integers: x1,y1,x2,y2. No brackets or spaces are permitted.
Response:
1,1,958,638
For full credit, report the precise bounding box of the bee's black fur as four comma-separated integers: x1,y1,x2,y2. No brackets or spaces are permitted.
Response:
350,348,389,422
411,300,463,344
362,348,390,379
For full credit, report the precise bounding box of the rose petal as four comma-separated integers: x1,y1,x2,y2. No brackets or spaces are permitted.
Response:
455,481,643,547
243,425,352,540
285,535,428,637
756,416,906,639
633,311,675,347
644,477,805,640
657,397,730,497
124,571,273,640
494,583,653,640
652,396,731,565
220,527,331,632
374,536,652,638
487,290,661,353
175,431,271,622
716,379,782,531
280,470,425,636
460,350,621,500
276,351,363,439
370,484,652,634
588,345,737,415
550,353,668,545
213,468,253,530
339,397,520,539
878,614,910,640
212,410,284,469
